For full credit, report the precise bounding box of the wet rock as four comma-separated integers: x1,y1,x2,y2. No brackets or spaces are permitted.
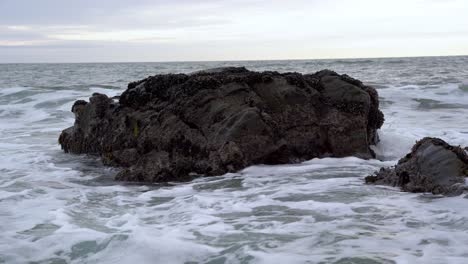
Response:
366,137,468,196
59,67,384,182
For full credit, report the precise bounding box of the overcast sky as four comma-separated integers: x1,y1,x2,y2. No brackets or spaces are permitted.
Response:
1,0,467,62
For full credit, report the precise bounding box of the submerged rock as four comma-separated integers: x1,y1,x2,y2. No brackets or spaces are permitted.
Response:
366,137,468,196
59,67,384,182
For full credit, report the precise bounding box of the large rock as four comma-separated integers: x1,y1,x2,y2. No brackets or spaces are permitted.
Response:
59,67,384,182
366,137,468,196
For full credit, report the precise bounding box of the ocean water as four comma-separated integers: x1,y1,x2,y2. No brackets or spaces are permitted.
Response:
1,56,468,264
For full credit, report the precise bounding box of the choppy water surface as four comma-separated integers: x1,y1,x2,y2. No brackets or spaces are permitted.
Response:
1,56,468,264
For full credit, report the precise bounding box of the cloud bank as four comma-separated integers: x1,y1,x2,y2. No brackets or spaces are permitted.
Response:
1,0,467,62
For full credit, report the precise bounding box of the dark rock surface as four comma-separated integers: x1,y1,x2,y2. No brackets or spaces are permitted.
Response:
366,137,468,196
59,67,384,182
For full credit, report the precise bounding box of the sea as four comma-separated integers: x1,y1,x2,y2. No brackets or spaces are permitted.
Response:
1,56,468,264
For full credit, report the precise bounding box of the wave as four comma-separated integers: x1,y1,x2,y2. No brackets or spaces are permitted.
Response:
34,84,122,91
332,59,375,64
459,83,468,92
384,59,408,64
412,98,468,110
2,59,468,263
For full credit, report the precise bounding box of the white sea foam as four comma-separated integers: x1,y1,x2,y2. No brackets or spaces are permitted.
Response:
1,59,468,263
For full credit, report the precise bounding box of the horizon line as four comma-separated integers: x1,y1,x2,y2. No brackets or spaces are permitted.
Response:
0,54,467,64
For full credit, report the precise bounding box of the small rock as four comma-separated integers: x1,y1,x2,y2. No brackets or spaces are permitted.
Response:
366,137,468,196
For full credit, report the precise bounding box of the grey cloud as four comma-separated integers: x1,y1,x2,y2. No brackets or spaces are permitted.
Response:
0,0,466,62
0,0,153,24
0,29,46,41
0,0,232,27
